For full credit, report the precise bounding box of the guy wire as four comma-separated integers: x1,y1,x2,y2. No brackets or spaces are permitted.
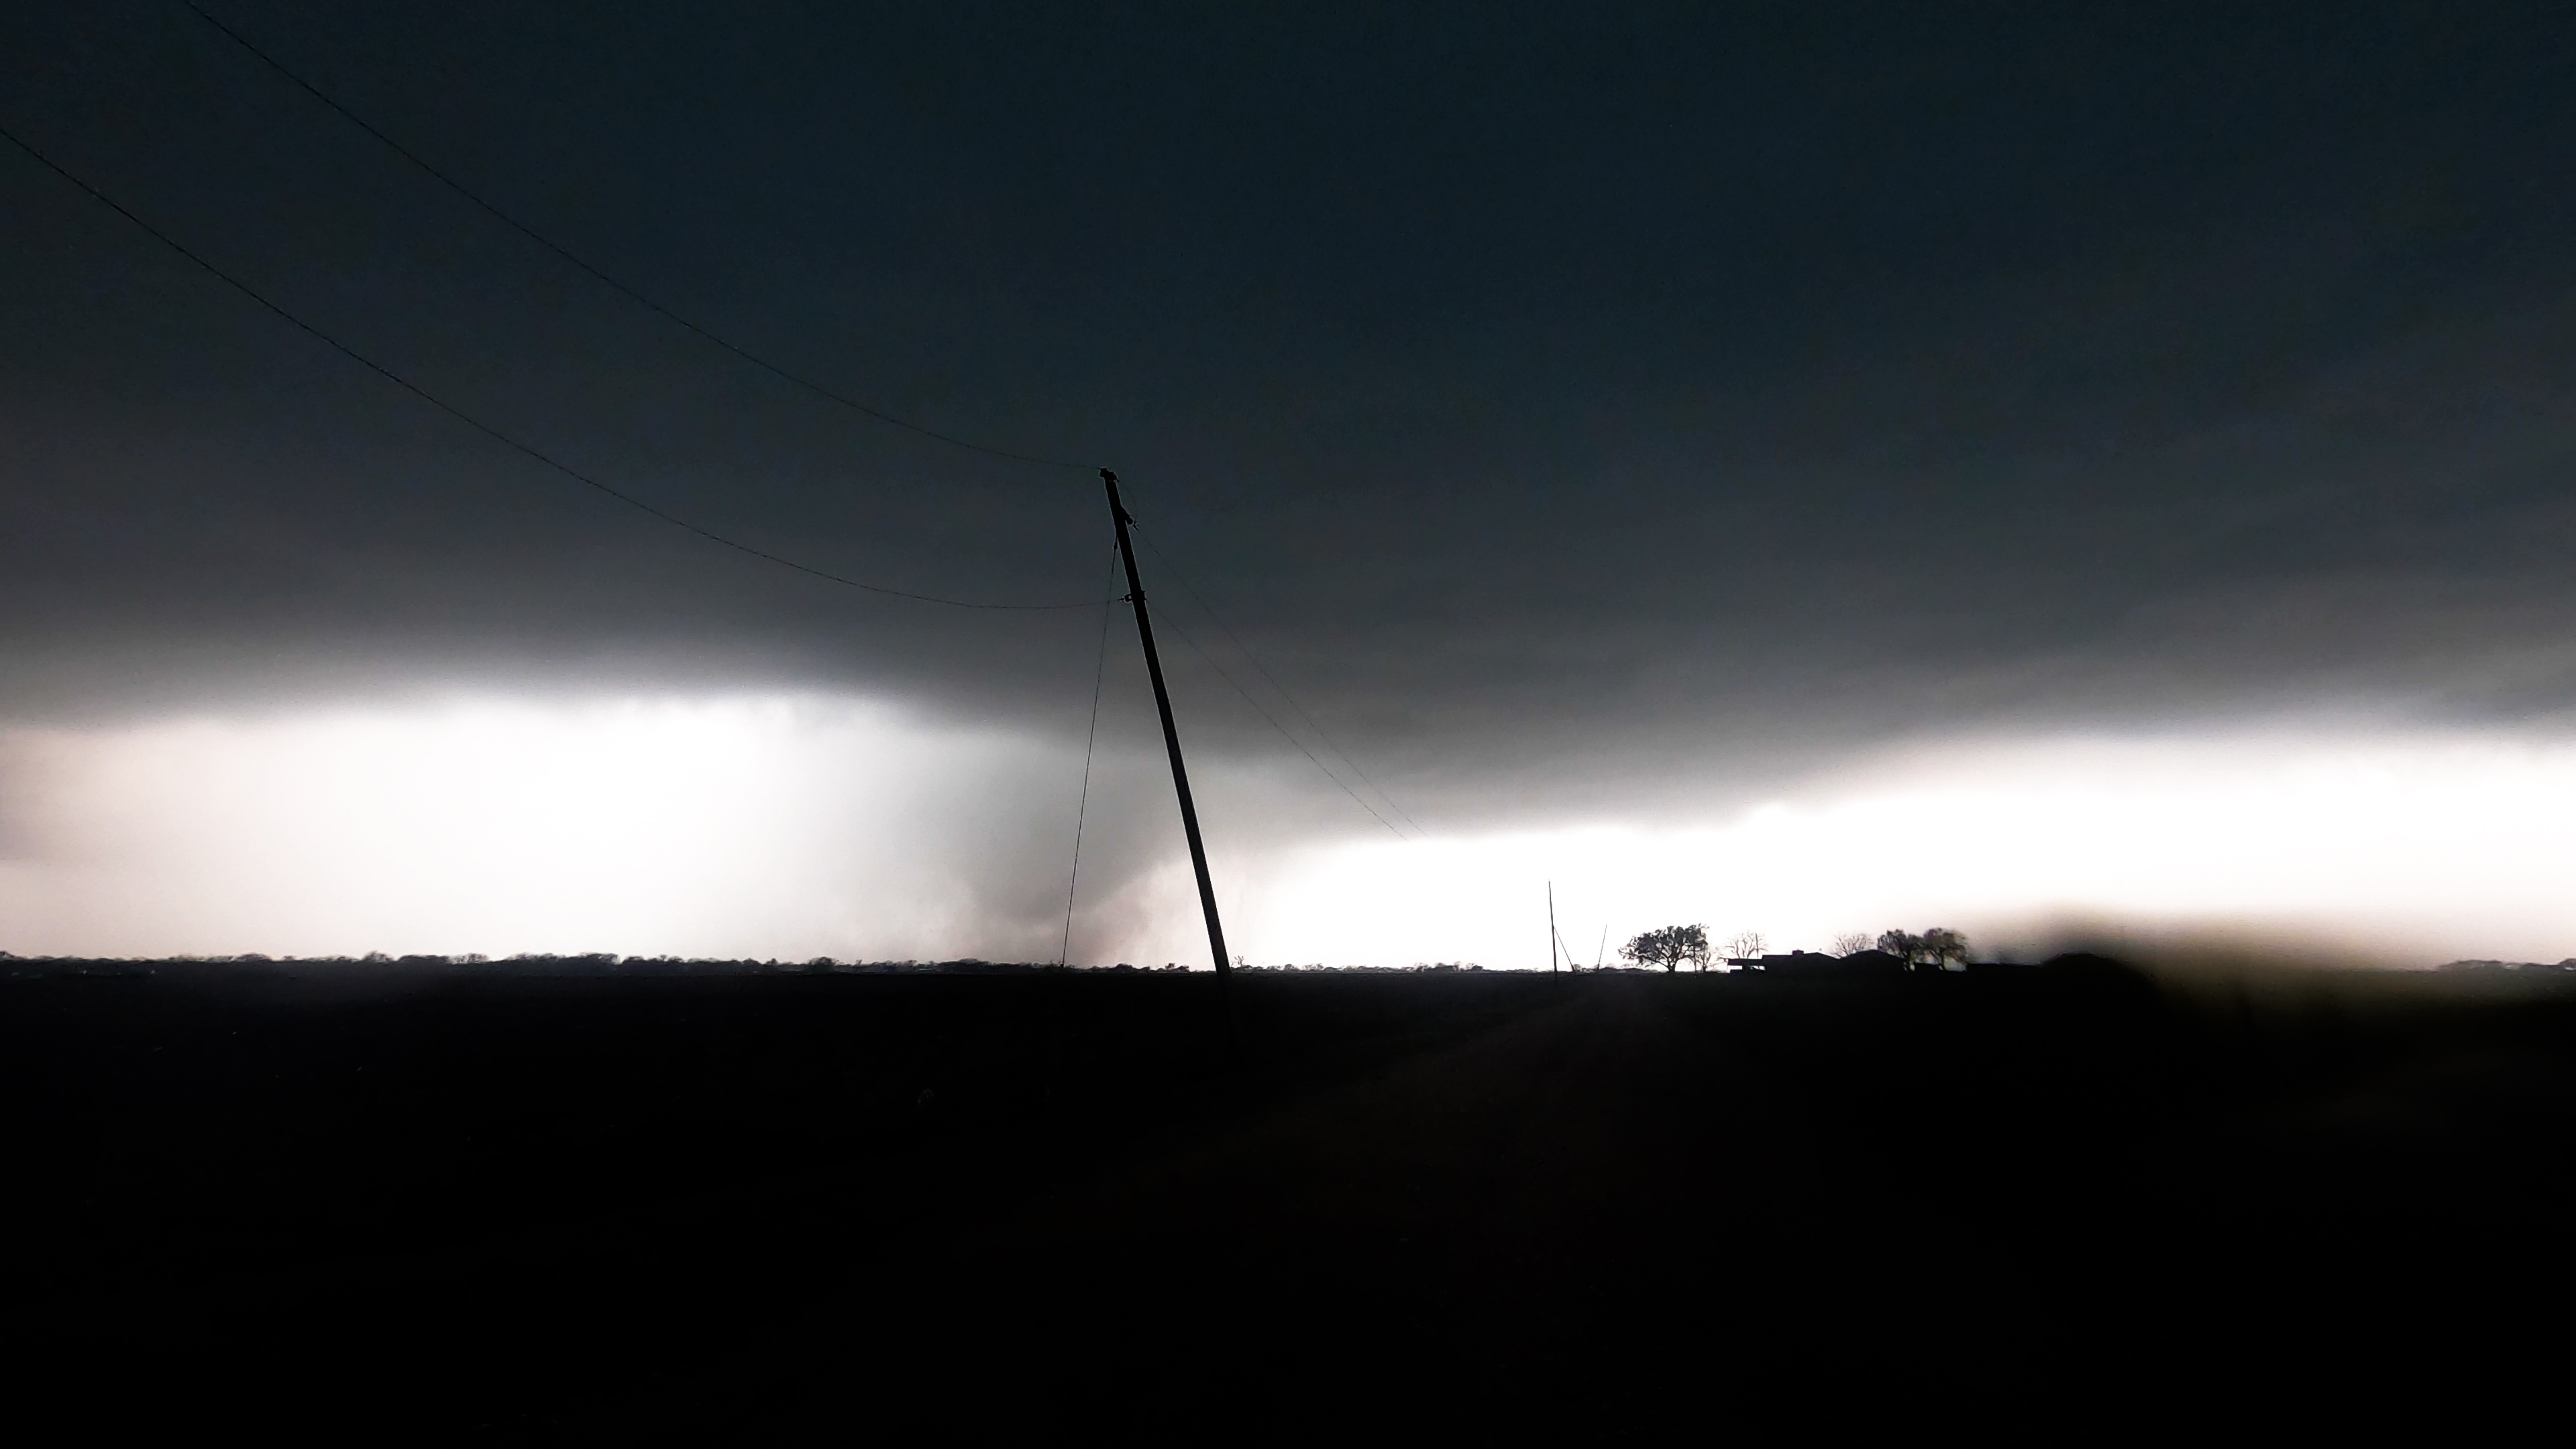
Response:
1059,541,1121,965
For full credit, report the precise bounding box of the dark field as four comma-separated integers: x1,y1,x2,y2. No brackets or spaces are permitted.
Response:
7,957,2573,1433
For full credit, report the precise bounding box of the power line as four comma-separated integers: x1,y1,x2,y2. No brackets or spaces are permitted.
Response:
1134,521,1427,834
0,121,1106,612
176,0,1096,474
1130,523,1430,836
1150,601,1413,841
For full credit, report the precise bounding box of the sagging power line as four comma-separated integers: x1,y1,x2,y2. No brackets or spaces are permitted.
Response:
0,122,1105,612
177,0,1097,474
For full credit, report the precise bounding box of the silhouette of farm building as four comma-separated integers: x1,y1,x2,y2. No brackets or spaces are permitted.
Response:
1730,949,1907,975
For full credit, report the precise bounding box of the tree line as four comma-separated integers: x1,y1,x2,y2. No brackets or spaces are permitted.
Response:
1609,924,1973,972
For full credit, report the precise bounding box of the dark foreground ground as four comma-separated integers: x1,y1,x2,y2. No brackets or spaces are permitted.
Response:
6,957,2573,1435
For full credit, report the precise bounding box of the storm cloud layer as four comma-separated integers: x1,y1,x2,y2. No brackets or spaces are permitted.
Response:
5,2,2575,958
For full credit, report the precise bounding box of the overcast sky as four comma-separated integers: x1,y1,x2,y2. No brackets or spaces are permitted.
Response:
5,2,2574,963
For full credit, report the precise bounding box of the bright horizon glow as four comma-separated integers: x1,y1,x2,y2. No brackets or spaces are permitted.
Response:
3,697,2573,968
1240,733,2576,969
0,696,1100,961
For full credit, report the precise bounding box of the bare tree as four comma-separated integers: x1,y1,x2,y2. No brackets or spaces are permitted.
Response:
1830,931,1874,956
1723,930,1768,963
1620,924,1711,973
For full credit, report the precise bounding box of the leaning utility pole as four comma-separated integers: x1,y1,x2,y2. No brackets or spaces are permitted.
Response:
1101,470,1231,979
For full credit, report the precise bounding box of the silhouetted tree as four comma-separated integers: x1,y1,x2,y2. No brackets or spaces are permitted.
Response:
1830,932,1874,956
1620,928,1664,971
1876,927,1970,969
1723,930,1767,963
1621,924,1710,973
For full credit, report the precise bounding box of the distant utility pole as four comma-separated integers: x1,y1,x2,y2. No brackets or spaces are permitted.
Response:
1101,470,1231,979
1549,882,1559,973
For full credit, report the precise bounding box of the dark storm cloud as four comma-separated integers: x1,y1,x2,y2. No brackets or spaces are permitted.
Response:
5,0,2574,820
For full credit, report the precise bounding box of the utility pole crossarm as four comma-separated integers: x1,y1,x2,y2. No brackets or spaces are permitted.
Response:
1102,470,1232,979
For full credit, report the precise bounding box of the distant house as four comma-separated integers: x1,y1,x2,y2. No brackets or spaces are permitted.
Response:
1721,949,1906,969
1731,949,1906,975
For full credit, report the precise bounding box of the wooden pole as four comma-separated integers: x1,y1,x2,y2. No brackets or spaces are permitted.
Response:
1548,881,1558,973
1101,470,1230,979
